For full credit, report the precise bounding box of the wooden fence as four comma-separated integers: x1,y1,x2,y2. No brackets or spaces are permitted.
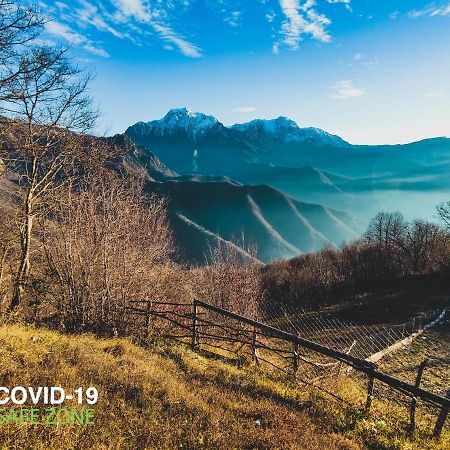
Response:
126,299,449,437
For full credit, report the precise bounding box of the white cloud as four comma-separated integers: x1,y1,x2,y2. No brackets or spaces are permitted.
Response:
266,12,276,23
112,0,203,58
326,0,352,12
55,1,69,10
409,3,450,18
44,0,354,59
83,44,110,58
152,23,202,58
430,4,450,16
276,0,331,51
76,1,125,39
45,21,86,45
233,106,257,113
112,0,151,22
330,80,366,99
224,11,242,27
389,11,399,20
44,21,110,57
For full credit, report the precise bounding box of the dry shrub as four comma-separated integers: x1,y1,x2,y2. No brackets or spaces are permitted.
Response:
40,171,175,333
192,239,264,319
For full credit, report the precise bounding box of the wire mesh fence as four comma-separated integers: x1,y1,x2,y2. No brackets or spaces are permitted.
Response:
126,298,450,437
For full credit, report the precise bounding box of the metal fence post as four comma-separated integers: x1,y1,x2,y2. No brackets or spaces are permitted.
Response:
410,359,428,431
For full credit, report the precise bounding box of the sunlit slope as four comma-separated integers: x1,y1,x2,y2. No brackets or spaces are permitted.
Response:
0,324,357,450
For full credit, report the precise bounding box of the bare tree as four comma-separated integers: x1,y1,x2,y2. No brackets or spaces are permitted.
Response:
0,0,43,110
437,201,450,230
0,44,98,311
404,219,446,272
365,211,406,247
41,172,174,332
193,238,264,319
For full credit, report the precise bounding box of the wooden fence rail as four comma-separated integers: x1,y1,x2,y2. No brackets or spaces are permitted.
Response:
125,299,449,436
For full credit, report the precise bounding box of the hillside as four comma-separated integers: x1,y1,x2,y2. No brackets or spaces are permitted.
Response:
0,322,448,450
147,179,365,263
0,324,357,450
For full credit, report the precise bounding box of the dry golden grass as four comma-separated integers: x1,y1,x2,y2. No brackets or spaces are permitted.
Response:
0,324,448,449
0,324,359,450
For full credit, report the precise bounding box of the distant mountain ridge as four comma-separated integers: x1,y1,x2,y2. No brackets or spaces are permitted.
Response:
125,108,353,175
125,108,450,181
148,179,364,263
231,117,349,148
122,109,450,262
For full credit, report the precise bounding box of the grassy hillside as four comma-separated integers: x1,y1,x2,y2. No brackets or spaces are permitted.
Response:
0,324,355,450
0,324,448,449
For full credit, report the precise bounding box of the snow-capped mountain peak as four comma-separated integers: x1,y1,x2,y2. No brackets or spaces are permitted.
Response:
150,108,219,135
231,117,348,147
126,108,349,148
231,117,299,134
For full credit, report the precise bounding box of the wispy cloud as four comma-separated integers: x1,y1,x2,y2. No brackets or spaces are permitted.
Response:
423,89,447,98
389,11,399,20
330,80,366,99
41,0,202,58
110,0,203,57
112,0,151,22
326,0,352,11
42,0,354,58
45,21,85,45
76,1,126,40
224,11,242,28
277,0,331,51
44,21,110,57
350,53,380,70
408,2,450,18
152,23,202,58
273,0,351,52
430,3,450,16
233,106,257,113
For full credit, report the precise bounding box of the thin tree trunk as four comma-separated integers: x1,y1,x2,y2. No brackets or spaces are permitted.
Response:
0,247,8,308
9,189,34,312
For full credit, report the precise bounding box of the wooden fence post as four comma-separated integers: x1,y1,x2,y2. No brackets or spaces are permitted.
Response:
434,389,450,438
145,301,152,329
292,342,299,379
191,301,198,349
364,376,375,415
251,326,258,362
409,359,428,431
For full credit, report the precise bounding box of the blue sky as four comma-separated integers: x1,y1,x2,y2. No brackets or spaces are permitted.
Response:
36,0,450,144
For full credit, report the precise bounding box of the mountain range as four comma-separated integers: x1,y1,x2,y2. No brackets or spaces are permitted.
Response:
125,108,450,227
3,108,449,264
